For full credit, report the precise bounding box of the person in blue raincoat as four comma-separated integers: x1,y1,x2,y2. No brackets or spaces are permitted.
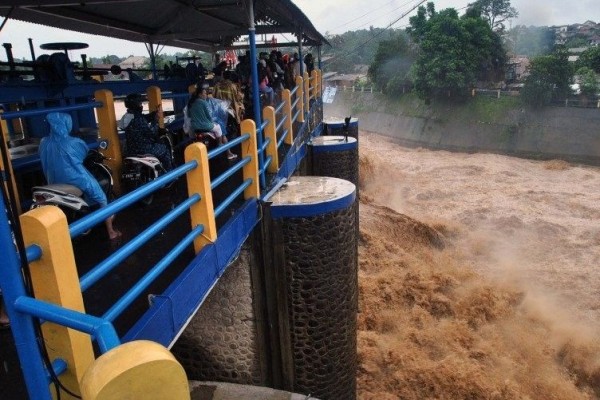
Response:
39,112,121,240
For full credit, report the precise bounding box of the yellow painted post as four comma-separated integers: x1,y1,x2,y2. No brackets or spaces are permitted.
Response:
315,69,322,98
146,86,164,129
94,89,123,195
282,89,293,145
240,119,260,199
311,70,318,101
20,206,94,398
303,71,310,112
295,76,305,124
0,110,21,214
262,106,279,173
184,143,217,254
81,340,190,400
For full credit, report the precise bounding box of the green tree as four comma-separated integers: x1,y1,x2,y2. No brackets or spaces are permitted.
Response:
521,48,573,108
467,0,518,32
407,3,506,101
368,31,415,94
576,67,599,97
520,74,553,108
576,46,600,73
100,55,122,65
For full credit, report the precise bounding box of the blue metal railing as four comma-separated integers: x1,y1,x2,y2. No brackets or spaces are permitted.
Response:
0,102,103,120
79,194,201,291
102,225,204,322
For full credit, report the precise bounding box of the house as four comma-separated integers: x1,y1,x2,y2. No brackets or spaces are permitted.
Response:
324,73,364,87
506,56,530,83
119,56,148,70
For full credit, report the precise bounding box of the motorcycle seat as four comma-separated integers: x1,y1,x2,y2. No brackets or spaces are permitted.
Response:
32,184,83,197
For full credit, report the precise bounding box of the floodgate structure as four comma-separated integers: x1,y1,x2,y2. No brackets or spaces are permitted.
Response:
0,1,360,399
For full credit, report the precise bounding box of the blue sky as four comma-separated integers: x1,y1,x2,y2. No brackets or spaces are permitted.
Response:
0,0,598,59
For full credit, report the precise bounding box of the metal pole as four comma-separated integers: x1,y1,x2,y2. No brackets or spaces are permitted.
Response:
297,31,304,77
28,38,36,62
247,0,265,188
0,192,52,400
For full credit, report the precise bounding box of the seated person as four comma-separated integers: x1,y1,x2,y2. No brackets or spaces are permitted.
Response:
213,70,245,124
258,59,275,106
39,112,121,240
119,94,173,171
187,85,237,160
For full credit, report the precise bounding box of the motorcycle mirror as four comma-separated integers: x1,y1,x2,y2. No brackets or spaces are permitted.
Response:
98,139,109,150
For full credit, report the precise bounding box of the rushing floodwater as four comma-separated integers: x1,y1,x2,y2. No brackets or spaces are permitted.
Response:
357,131,600,399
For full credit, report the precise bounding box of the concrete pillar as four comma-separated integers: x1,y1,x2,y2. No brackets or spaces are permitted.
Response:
266,176,358,400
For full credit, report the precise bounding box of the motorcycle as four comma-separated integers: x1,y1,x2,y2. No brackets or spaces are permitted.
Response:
30,140,113,226
120,131,174,206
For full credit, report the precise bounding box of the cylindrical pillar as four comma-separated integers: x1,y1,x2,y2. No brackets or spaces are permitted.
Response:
309,136,358,187
323,117,358,139
268,176,358,400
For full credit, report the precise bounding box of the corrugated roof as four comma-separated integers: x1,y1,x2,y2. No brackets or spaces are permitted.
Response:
0,0,327,52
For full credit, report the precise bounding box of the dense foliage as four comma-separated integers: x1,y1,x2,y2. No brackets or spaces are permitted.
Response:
406,2,507,101
575,67,599,97
367,31,415,95
521,48,573,108
467,0,518,32
576,47,600,73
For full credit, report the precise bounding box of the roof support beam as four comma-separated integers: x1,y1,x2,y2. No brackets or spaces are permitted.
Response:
150,25,290,41
224,41,298,50
24,6,154,36
0,0,144,6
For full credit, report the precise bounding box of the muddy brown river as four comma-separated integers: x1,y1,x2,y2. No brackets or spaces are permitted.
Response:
357,131,600,399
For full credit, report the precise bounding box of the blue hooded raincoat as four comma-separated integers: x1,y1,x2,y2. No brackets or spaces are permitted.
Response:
39,112,107,207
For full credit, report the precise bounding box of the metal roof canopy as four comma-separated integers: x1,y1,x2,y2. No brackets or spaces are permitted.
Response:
0,0,327,53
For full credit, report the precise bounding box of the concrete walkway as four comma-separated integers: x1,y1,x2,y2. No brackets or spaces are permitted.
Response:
189,381,318,400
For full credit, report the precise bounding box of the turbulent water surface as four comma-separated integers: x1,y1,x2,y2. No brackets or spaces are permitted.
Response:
357,131,600,399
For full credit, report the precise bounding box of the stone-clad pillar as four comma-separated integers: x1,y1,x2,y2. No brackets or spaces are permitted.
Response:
267,176,358,400
309,136,358,188
323,117,358,140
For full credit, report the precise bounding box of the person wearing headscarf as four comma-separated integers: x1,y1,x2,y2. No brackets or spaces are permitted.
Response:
118,93,173,171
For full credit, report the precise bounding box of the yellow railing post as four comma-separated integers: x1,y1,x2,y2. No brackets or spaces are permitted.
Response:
20,206,95,398
184,143,217,254
295,76,304,124
262,106,279,173
240,119,260,199
303,71,310,112
81,341,190,400
282,89,293,145
146,86,164,128
315,69,321,98
94,89,123,195
311,70,318,100
0,110,21,214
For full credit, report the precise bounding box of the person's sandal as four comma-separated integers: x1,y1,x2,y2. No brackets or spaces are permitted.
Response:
227,153,238,160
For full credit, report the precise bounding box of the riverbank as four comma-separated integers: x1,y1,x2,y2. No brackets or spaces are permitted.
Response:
325,91,600,165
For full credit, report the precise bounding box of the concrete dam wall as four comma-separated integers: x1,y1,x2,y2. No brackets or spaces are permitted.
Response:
324,90,600,165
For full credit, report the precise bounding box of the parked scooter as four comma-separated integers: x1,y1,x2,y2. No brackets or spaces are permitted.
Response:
30,140,113,225
120,131,174,205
